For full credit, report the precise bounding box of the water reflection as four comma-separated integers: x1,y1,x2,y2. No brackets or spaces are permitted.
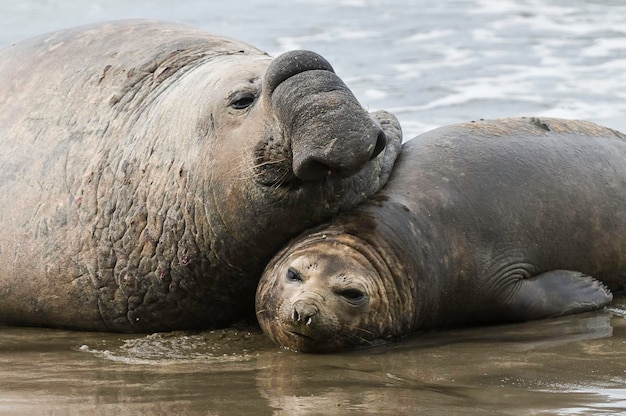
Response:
1,293,624,414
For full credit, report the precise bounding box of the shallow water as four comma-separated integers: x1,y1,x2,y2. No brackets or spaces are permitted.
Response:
2,0,626,414
2,294,625,415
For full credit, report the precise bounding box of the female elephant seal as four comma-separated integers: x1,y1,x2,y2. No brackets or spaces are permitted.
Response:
0,20,402,332
257,117,626,352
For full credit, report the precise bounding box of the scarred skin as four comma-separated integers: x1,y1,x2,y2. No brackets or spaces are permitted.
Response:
257,117,626,352
0,20,402,332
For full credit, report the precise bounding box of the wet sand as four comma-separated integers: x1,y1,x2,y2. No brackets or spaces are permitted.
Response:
2,293,625,415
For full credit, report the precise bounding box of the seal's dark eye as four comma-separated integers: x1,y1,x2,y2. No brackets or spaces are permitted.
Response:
338,289,365,303
286,268,302,283
229,91,256,110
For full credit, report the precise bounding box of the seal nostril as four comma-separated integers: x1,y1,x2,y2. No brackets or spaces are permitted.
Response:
292,302,318,325
293,158,332,181
370,130,387,161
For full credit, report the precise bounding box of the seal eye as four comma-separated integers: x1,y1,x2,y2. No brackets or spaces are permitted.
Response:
286,268,302,283
229,91,256,110
338,289,365,304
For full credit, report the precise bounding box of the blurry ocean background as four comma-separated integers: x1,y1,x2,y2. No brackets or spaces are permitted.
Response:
1,0,625,140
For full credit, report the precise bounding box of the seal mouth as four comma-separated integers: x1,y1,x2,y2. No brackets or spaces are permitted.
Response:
287,330,318,341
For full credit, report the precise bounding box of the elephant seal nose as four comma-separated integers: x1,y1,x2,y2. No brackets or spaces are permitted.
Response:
267,49,388,182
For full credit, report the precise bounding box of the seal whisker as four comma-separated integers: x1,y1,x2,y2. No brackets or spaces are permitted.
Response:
337,327,376,346
231,157,294,188
229,161,260,180
270,169,295,190
254,157,289,169
352,327,376,337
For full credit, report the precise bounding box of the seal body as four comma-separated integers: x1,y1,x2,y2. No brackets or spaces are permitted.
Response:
0,20,402,332
257,117,626,352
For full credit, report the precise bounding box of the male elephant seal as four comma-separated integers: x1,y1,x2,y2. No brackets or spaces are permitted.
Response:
256,117,626,352
0,20,402,332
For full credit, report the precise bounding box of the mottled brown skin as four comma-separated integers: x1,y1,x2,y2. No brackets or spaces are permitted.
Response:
0,20,402,332
257,117,626,352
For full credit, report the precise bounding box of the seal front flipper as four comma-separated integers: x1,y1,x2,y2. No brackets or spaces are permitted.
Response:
503,270,613,321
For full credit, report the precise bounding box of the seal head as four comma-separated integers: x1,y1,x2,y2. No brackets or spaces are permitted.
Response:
256,231,403,352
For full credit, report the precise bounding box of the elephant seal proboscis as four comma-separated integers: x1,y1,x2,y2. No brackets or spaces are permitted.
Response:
256,117,626,352
0,20,402,332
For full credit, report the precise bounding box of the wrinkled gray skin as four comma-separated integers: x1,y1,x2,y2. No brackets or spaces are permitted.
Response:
0,20,402,332
257,117,626,352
